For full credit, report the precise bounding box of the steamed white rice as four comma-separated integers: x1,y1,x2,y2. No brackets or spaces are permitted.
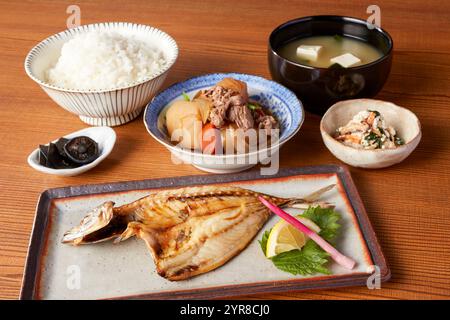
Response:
46,31,167,90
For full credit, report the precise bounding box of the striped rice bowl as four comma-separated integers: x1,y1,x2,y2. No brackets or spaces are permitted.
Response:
24,22,178,126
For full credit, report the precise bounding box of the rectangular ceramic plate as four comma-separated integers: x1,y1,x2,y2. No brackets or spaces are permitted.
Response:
21,165,390,300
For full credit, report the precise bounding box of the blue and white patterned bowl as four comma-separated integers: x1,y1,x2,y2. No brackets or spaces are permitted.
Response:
25,22,178,126
144,73,304,173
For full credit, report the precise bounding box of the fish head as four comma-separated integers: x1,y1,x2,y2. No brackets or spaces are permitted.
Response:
61,201,124,245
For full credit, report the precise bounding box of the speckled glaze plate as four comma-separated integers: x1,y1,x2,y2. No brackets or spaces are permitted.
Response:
21,165,389,300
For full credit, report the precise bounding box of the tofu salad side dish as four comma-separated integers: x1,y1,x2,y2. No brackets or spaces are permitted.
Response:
334,110,404,149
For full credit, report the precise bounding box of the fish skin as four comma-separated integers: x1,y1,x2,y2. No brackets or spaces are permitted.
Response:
62,185,334,281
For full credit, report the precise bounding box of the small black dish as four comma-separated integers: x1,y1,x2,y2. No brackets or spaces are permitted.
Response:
268,15,393,115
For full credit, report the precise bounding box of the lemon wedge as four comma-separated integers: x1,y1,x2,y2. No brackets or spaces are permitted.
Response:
266,216,321,258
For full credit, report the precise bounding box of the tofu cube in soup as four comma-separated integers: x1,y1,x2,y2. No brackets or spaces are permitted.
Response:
330,53,361,68
296,45,322,61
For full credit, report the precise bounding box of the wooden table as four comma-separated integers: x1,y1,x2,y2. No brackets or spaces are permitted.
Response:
1,0,449,300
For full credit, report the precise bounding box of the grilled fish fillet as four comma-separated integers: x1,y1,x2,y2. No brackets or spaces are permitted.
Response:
62,184,334,281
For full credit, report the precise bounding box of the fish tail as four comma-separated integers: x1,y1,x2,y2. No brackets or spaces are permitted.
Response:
283,184,336,209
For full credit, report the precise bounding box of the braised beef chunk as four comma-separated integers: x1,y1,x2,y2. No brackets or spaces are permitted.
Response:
256,115,279,134
201,86,235,127
229,94,246,106
200,80,278,133
201,85,255,130
209,107,227,128
227,104,254,130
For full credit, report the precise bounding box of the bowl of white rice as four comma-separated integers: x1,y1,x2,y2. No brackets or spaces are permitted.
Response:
25,22,178,126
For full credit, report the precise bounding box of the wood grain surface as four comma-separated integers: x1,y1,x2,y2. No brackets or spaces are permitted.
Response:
0,0,449,300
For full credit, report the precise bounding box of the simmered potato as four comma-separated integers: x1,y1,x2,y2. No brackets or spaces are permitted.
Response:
165,98,212,150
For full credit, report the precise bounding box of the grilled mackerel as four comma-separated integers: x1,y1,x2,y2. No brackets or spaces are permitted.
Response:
62,184,334,281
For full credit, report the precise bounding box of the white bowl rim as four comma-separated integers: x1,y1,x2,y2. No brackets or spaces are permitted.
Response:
143,73,304,160
27,126,116,174
24,22,179,93
320,98,422,153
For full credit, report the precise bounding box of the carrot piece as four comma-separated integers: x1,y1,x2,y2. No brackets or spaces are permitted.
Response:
202,123,221,155
366,112,376,125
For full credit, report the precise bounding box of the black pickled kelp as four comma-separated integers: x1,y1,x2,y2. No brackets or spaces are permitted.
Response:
64,136,98,164
38,136,98,169
39,142,80,169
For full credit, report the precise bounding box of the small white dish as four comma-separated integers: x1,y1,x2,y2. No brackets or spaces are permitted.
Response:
27,127,116,176
320,99,421,169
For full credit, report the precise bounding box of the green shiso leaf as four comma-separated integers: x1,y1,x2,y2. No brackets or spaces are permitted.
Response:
302,206,341,243
259,229,271,253
260,206,341,275
271,240,331,276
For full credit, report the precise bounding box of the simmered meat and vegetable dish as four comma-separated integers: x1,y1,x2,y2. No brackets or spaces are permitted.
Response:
164,78,279,154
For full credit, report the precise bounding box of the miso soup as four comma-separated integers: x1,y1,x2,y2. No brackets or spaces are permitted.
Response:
278,35,383,68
